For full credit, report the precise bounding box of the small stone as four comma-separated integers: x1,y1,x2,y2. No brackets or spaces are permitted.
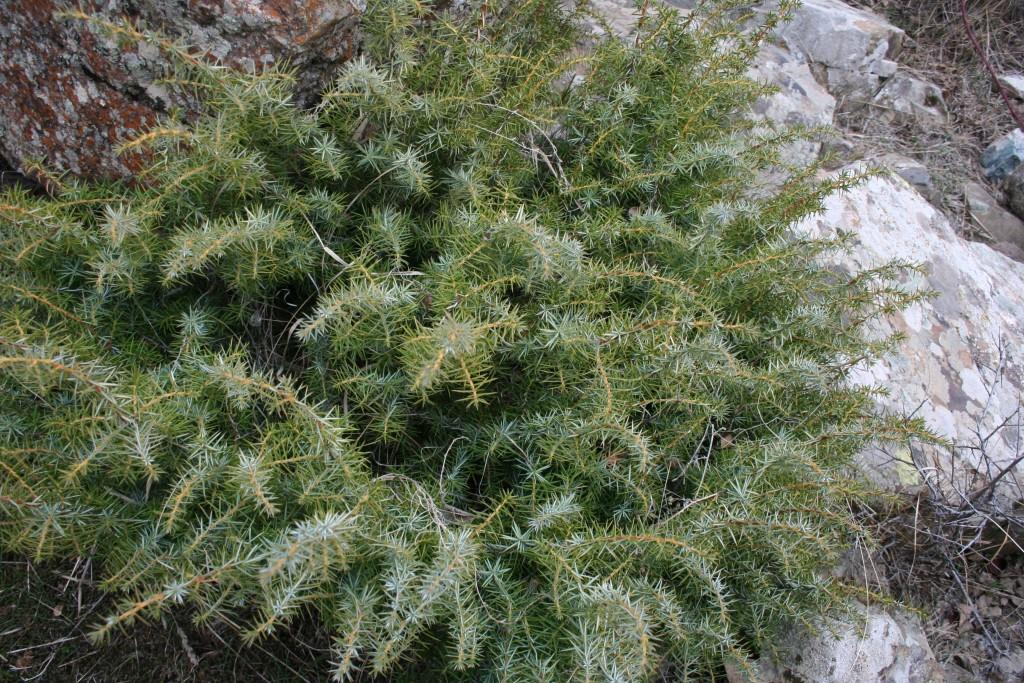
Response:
994,648,1024,683
872,59,899,79
981,129,1024,182
965,181,1024,250
1004,164,1024,221
820,137,857,170
871,72,948,126
873,153,939,205
998,73,1024,100
942,662,982,683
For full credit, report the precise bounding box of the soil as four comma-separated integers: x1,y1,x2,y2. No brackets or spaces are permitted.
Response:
0,556,332,682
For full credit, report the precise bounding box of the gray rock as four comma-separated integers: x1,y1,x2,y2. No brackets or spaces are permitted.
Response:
875,59,899,79
991,240,1024,262
799,172,1024,511
0,0,360,180
993,648,1024,683
872,153,939,205
773,0,904,110
758,604,944,683
981,129,1024,182
819,135,860,168
1004,164,1024,221
585,1,834,172
595,0,903,123
964,181,1024,251
998,73,1024,101
747,43,837,167
871,72,949,127
821,137,858,169
584,0,700,38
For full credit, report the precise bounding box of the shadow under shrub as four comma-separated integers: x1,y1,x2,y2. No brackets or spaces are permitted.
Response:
0,1,921,680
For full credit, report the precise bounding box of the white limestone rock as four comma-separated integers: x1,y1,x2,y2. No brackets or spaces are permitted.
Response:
747,43,837,167
797,172,1024,510
870,153,940,205
773,0,904,111
758,604,944,683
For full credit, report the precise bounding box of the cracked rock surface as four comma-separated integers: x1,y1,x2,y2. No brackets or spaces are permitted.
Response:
770,0,903,112
800,171,1024,513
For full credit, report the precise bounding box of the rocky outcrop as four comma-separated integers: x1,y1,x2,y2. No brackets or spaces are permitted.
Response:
799,172,1024,510
747,43,836,167
0,0,361,180
772,0,903,111
758,603,944,683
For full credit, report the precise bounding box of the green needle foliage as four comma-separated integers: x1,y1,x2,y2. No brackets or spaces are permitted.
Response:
0,1,923,680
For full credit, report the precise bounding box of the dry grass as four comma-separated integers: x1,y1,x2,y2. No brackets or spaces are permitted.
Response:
865,500,1024,683
855,337,1024,681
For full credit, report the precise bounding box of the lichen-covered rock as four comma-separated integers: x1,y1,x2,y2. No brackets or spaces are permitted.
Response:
0,0,361,180
798,172,1024,509
758,604,944,683
772,0,904,111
